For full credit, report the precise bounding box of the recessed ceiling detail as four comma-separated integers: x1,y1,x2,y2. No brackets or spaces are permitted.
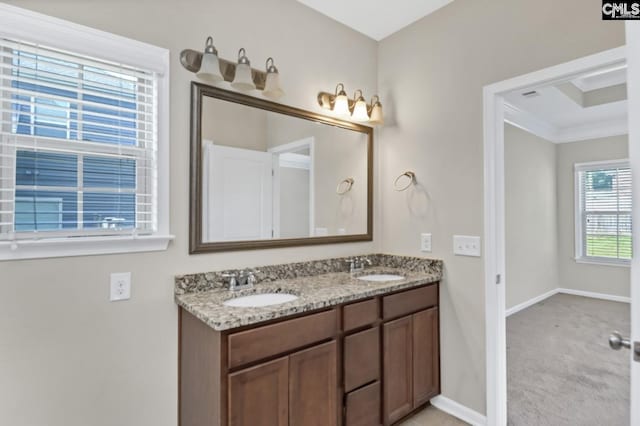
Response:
296,0,454,40
504,66,628,143
571,66,626,92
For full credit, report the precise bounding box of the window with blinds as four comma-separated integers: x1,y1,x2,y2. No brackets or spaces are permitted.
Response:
575,160,632,264
0,38,158,241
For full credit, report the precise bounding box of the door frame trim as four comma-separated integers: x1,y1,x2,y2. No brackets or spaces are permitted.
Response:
625,21,640,426
268,137,316,238
482,46,627,426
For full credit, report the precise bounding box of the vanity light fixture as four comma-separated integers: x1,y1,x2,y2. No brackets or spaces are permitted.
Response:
231,48,256,91
317,84,384,125
333,83,350,116
196,37,224,82
351,90,370,122
263,57,284,98
180,36,284,97
368,95,384,126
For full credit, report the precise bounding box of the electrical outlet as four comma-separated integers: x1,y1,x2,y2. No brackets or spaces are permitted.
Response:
420,233,432,252
453,235,481,257
110,272,131,301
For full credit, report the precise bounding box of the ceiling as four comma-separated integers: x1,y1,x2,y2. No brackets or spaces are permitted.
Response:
296,0,454,41
504,67,628,143
571,66,626,91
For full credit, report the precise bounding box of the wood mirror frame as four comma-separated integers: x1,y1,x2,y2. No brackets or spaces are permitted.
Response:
189,82,374,253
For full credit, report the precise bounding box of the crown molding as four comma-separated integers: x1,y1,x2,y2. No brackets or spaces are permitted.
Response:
504,102,627,143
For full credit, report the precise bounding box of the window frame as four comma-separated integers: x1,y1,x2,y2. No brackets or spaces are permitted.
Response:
0,4,172,260
574,158,631,267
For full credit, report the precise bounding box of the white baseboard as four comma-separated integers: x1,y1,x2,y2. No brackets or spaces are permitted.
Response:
557,288,631,303
430,395,487,426
506,287,630,318
506,288,558,317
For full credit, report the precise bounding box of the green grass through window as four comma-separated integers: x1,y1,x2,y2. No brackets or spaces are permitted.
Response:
586,235,632,260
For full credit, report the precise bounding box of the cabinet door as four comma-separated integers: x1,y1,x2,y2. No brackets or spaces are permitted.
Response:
228,357,289,426
345,381,381,426
412,308,440,407
289,340,338,426
382,316,413,425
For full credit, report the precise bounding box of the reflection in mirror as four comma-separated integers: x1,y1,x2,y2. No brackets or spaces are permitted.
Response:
199,93,369,245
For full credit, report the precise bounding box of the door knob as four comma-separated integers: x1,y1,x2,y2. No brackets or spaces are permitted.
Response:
609,331,631,350
609,331,640,362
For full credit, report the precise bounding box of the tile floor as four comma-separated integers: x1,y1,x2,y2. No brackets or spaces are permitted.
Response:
398,405,468,425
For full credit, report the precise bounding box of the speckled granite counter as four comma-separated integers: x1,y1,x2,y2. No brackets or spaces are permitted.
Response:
175,254,442,331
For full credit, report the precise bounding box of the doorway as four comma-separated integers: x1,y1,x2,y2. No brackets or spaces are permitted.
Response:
483,44,639,426
503,67,630,424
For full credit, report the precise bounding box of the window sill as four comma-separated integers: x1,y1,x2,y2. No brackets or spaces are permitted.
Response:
574,257,630,268
0,234,175,261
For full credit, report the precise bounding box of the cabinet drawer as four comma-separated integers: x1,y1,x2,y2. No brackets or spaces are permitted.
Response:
228,309,338,369
382,284,437,320
344,327,380,392
343,298,379,332
345,381,381,426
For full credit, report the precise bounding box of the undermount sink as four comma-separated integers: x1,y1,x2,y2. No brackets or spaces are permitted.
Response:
223,293,298,308
356,274,405,282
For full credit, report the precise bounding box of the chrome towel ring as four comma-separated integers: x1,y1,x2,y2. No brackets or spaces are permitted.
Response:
336,177,354,195
394,171,416,191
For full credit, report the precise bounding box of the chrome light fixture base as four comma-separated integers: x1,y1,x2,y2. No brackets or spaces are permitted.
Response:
180,49,268,89
317,84,383,125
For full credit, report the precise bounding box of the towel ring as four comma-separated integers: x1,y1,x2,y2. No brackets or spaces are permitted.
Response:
336,177,354,195
394,171,416,191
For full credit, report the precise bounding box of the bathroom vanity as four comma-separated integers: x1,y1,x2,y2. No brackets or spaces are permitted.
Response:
175,255,442,426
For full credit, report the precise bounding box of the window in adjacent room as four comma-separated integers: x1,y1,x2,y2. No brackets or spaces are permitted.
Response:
0,5,171,259
575,160,632,265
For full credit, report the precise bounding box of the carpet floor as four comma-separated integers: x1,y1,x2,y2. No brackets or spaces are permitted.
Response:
507,294,630,426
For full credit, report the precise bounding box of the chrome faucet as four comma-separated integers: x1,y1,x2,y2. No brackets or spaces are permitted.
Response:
346,257,372,273
222,270,260,291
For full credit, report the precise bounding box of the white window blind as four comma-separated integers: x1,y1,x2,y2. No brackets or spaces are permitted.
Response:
0,37,159,242
575,160,632,263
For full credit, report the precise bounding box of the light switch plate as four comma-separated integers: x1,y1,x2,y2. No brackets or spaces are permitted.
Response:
110,272,131,301
420,233,432,252
453,235,481,257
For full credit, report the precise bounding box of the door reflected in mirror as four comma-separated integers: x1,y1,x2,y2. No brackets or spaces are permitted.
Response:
191,84,372,253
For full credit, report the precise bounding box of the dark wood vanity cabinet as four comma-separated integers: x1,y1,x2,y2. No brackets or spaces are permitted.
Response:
228,340,338,426
382,316,414,424
228,357,289,426
412,308,440,407
381,284,440,425
289,341,338,426
382,308,440,424
179,282,439,426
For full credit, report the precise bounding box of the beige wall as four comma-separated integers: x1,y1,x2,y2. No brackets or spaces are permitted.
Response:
377,0,624,414
557,135,630,297
505,124,559,309
279,167,310,238
0,1,378,426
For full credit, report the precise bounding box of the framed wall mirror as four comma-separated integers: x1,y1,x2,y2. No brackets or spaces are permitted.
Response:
189,83,373,253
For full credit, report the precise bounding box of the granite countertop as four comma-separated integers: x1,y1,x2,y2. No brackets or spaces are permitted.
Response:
175,254,443,331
